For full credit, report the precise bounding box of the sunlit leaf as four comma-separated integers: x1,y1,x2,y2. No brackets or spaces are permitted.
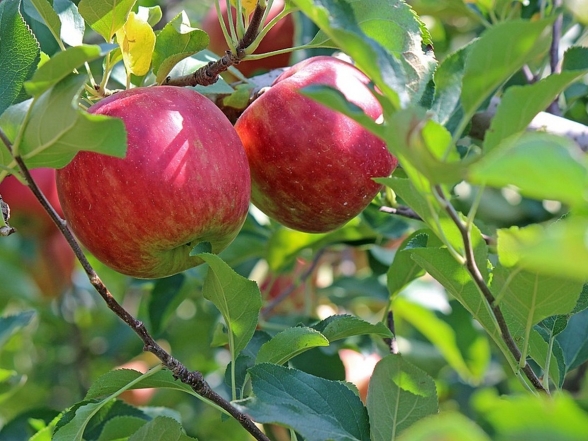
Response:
116,12,156,76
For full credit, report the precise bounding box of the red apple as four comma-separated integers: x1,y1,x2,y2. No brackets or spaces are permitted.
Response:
259,257,316,312
234,56,398,233
0,168,64,237
201,0,295,77
56,86,251,279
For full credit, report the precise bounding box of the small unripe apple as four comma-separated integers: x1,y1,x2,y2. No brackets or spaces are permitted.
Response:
56,86,251,279
201,0,295,77
234,56,397,233
0,168,64,237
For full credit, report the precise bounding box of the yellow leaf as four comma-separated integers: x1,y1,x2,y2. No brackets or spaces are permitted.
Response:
116,12,156,77
230,0,259,16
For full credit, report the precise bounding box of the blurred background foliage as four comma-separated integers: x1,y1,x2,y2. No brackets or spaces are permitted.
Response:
0,0,588,440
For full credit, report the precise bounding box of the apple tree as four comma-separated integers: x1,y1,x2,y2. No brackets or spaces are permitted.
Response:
1,0,588,440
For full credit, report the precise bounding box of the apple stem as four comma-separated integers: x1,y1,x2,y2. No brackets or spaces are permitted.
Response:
0,127,272,441
163,1,268,88
433,184,548,394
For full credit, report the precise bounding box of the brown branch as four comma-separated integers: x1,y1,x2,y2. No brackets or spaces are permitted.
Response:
547,1,563,115
163,1,268,87
433,185,548,393
384,311,398,355
0,130,270,441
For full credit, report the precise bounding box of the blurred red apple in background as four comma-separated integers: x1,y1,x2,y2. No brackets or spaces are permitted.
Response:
0,168,64,237
201,0,295,77
29,231,76,298
234,56,397,233
56,86,251,279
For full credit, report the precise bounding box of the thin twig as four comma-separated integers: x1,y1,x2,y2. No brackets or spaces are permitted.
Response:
261,249,326,318
433,185,547,393
0,130,270,441
384,311,398,355
163,2,268,87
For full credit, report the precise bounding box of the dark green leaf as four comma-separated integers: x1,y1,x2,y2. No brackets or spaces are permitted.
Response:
312,314,392,341
256,327,329,365
557,308,588,372
470,132,588,208
0,310,35,349
0,0,40,116
96,416,147,441
461,18,553,116
28,0,62,43
149,273,185,336
198,253,261,356
367,354,438,440
236,364,370,441
152,11,209,84
78,0,135,42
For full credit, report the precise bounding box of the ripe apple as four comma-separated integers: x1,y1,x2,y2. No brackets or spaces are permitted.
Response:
234,56,398,233
201,0,295,77
56,86,251,279
0,168,64,237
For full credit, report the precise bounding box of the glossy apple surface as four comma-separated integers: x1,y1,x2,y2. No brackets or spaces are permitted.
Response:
201,0,294,77
234,56,397,233
0,168,64,237
56,86,251,279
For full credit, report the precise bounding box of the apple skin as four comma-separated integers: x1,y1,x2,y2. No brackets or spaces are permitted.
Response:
0,168,64,237
56,86,251,279
234,56,398,233
201,0,295,77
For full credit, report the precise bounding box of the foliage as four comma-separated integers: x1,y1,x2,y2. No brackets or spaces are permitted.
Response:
0,0,588,440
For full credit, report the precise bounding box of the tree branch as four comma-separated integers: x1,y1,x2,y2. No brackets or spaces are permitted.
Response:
163,1,268,87
433,185,548,393
0,129,270,441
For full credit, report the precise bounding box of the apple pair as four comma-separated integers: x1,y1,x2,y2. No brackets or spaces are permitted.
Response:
56,57,395,279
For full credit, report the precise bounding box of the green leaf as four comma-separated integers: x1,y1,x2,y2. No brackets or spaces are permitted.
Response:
198,253,261,356
461,18,553,116
312,314,392,341
53,400,105,441
256,327,329,365
367,354,438,440
24,45,105,97
557,308,588,372
236,364,370,441
473,389,588,439
484,52,588,152
430,43,471,125
128,416,196,441
0,368,26,404
148,274,185,336
493,265,582,330
309,0,435,102
386,230,428,298
54,0,85,46
392,297,488,383
300,84,384,138
0,74,127,169
86,369,192,400
152,11,209,84
136,5,162,28
96,416,147,441
498,220,588,281
0,0,40,116
0,310,35,349
396,411,491,441
410,247,512,364
469,132,588,208
292,0,409,109
28,0,62,44
78,0,135,42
